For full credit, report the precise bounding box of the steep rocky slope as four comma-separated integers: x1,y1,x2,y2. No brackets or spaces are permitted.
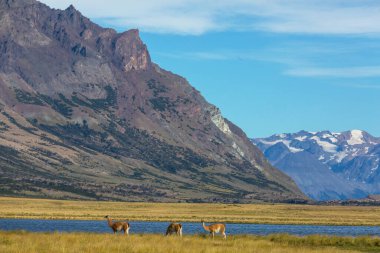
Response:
0,0,306,202
253,130,380,201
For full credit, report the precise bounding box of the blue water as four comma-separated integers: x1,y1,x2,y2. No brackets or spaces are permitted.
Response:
0,219,379,236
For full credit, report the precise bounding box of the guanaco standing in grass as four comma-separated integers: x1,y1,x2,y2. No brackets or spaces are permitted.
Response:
165,223,183,237
104,215,130,235
201,220,226,239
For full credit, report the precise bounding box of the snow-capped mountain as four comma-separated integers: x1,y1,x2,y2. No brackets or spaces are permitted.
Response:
252,130,380,201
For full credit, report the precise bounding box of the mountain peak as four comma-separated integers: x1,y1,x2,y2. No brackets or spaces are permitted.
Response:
114,29,151,71
253,130,380,201
0,0,306,203
66,4,76,11
64,4,82,17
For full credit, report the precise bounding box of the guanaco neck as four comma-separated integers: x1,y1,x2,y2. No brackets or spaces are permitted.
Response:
202,222,210,231
107,217,113,227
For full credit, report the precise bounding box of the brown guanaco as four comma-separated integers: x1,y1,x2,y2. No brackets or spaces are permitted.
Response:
104,215,130,235
165,222,183,237
201,219,226,239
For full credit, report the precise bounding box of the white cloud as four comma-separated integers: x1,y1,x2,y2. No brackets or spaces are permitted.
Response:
248,1,380,35
40,0,228,35
285,66,380,78
39,0,380,35
39,0,380,83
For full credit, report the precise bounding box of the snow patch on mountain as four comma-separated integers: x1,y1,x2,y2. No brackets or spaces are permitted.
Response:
334,151,348,163
252,130,380,201
260,139,303,153
259,139,282,146
310,136,337,153
295,136,307,141
347,130,365,145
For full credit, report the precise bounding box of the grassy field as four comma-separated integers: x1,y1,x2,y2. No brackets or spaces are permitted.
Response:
1,197,380,226
1,231,379,253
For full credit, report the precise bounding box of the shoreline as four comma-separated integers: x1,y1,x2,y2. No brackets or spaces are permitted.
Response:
0,216,379,227
0,230,377,236
1,196,380,226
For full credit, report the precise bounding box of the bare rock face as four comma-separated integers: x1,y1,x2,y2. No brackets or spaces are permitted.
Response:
114,30,151,72
0,0,307,203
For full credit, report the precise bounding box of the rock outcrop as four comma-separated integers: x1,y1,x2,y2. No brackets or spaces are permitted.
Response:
0,0,306,203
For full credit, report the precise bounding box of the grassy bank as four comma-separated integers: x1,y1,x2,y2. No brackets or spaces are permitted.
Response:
1,231,379,253
1,197,380,226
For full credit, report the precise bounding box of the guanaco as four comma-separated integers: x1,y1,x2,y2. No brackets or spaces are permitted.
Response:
201,220,226,239
165,223,183,237
104,215,130,235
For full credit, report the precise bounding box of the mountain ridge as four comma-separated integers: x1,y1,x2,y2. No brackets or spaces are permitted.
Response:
0,0,306,203
253,130,380,200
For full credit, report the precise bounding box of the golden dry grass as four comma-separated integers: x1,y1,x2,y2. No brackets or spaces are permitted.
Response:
1,231,376,253
1,197,380,226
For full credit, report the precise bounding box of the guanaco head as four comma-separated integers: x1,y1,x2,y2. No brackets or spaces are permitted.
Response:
104,215,110,219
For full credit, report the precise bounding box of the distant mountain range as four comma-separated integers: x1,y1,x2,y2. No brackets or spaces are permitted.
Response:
253,130,380,201
0,0,306,203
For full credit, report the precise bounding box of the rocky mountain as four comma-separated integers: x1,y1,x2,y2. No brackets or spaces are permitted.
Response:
0,0,306,203
253,130,380,201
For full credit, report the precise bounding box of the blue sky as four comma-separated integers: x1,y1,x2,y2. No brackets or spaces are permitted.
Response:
41,0,380,137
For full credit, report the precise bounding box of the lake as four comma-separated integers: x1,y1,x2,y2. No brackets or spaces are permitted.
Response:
1,219,379,236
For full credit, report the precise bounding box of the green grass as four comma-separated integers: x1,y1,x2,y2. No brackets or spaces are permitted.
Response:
1,231,378,253
267,234,380,252
1,197,380,226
